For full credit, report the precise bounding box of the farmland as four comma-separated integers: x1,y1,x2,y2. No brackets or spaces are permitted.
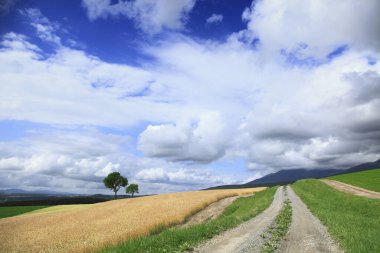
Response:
0,205,50,219
20,204,91,216
0,188,264,253
328,168,380,192
293,179,380,253
99,187,277,253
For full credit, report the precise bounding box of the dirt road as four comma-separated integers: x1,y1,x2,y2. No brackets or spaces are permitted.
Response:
180,195,241,228
193,186,285,253
277,187,342,253
321,179,380,199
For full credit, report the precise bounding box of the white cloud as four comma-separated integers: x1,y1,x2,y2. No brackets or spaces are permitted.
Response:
241,0,380,58
0,128,236,194
138,112,230,163
0,129,135,193
206,14,223,24
82,0,196,34
136,167,234,187
1,25,379,173
136,168,169,183
20,8,61,45
0,32,188,127
1,4,380,194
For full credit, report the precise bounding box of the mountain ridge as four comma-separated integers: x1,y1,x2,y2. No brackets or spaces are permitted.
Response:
207,159,380,190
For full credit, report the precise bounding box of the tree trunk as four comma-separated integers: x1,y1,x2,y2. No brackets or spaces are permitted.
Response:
114,191,117,199
132,192,134,197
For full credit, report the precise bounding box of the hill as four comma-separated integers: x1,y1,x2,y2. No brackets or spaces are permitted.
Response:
328,168,380,192
0,189,76,195
208,159,380,190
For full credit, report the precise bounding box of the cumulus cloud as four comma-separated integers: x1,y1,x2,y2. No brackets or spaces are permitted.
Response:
81,0,196,34
345,71,380,105
0,129,133,193
136,167,234,187
1,3,380,193
138,112,230,163
206,14,223,24
0,128,235,193
0,130,130,173
0,32,186,127
241,0,380,59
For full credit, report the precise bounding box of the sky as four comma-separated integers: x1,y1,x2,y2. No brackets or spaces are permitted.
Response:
0,0,379,195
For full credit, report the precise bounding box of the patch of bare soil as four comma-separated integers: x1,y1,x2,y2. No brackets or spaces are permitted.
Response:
321,179,380,199
179,195,241,228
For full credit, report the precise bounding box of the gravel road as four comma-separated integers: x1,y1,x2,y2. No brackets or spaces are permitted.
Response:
321,179,380,199
277,187,342,253
192,186,285,253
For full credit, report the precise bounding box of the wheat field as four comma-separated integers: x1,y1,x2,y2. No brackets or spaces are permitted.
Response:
0,188,265,253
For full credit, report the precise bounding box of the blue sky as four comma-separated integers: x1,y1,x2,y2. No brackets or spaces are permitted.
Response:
0,0,379,194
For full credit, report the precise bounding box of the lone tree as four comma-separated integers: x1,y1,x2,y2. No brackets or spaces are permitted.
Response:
103,172,128,199
126,183,139,197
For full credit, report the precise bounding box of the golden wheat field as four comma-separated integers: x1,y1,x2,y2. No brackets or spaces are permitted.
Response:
0,188,264,253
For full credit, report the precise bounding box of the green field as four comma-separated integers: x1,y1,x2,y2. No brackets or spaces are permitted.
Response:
328,169,380,192
293,179,380,253
0,205,50,219
99,187,278,253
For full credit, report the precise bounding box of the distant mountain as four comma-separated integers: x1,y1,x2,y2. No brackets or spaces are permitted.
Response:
0,189,77,195
1,189,30,194
207,159,380,190
242,168,342,187
343,159,380,174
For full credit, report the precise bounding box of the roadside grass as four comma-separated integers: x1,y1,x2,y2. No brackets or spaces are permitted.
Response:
293,179,380,253
99,187,278,253
261,199,292,253
328,168,380,192
0,205,50,219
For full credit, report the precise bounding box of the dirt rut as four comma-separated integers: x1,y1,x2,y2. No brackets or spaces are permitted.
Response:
321,179,380,199
179,195,241,228
193,186,284,253
277,187,342,253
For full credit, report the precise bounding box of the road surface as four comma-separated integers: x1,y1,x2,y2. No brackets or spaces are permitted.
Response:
276,187,342,253
193,186,285,253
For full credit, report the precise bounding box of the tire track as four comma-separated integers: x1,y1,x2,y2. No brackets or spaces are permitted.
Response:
276,187,342,253
193,186,284,253
321,179,380,199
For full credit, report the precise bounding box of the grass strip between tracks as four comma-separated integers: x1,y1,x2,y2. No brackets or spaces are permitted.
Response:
293,179,380,253
261,197,292,253
99,187,278,253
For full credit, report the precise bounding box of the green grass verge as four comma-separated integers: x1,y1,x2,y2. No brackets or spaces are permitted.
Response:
293,179,380,253
0,205,50,219
261,199,292,253
99,187,278,253
329,168,380,192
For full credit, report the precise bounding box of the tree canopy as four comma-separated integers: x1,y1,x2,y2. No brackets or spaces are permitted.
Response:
103,172,128,199
126,183,139,197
